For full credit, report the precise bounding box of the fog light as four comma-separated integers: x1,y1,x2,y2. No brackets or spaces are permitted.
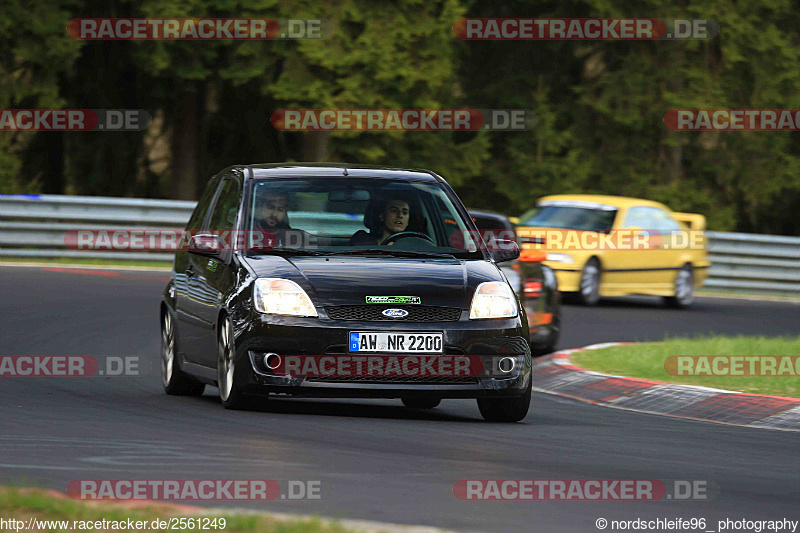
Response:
264,353,281,370
498,356,515,373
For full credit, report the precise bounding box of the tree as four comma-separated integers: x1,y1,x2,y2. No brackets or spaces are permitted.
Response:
0,0,82,193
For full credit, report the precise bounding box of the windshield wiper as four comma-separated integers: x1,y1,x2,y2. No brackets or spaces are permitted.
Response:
322,249,456,259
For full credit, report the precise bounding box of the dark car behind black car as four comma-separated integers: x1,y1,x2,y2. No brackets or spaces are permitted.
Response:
469,209,561,356
161,164,534,421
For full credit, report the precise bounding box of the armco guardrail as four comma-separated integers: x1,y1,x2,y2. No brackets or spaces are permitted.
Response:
704,231,800,296
1,194,798,297
0,194,196,262
0,194,363,262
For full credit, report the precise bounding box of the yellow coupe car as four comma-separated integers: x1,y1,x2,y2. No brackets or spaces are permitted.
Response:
515,195,710,307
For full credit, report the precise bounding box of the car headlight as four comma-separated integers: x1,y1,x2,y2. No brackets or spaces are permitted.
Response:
469,281,518,319
546,253,574,263
253,278,317,317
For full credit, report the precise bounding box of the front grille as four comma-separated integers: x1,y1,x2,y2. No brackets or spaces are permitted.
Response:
325,305,462,322
305,376,478,385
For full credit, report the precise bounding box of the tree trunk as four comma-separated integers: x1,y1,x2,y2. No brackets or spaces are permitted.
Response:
301,131,330,161
43,132,64,193
171,89,199,199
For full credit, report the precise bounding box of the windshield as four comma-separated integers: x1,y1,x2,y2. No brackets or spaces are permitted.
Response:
243,177,484,258
521,205,617,231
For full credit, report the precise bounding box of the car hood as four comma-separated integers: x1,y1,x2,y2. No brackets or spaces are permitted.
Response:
242,254,505,308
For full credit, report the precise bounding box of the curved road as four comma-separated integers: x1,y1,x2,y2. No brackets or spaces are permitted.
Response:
1,265,798,532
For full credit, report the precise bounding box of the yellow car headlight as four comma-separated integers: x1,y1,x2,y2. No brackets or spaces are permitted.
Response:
546,253,574,264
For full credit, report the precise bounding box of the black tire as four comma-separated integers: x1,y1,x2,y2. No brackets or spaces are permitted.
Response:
217,315,253,409
401,397,441,409
161,310,205,396
477,379,531,422
663,264,695,309
530,313,560,357
577,258,601,306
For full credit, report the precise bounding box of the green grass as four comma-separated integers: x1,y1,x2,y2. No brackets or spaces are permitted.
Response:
570,336,800,398
0,257,172,269
0,487,356,533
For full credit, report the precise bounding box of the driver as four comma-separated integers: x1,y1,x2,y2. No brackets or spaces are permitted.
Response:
252,190,324,249
351,197,412,245
253,190,296,248
255,191,290,231
378,198,410,243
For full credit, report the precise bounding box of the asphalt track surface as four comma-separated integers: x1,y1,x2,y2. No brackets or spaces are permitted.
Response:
1,265,798,532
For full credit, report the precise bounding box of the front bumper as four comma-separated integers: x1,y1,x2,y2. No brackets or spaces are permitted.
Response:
232,311,531,399
547,265,581,293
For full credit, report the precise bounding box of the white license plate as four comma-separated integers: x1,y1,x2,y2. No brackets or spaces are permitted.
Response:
349,332,443,353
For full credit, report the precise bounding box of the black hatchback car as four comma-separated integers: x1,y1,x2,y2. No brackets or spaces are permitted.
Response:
161,164,533,421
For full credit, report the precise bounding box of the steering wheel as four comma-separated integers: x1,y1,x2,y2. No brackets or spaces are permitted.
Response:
381,231,435,246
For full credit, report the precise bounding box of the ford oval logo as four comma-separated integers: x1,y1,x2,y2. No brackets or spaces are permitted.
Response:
382,308,409,318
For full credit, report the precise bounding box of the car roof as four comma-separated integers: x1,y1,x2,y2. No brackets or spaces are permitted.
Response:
467,209,510,221
536,194,668,209
243,163,442,183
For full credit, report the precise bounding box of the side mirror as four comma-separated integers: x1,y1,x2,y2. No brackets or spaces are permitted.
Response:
490,239,520,263
189,233,225,257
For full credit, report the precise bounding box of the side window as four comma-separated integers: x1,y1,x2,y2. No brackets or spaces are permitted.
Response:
472,215,506,231
186,176,221,231
625,207,680,232
650,208,680,231
432,193,477,250
207,178,242,231
623,207,655,229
